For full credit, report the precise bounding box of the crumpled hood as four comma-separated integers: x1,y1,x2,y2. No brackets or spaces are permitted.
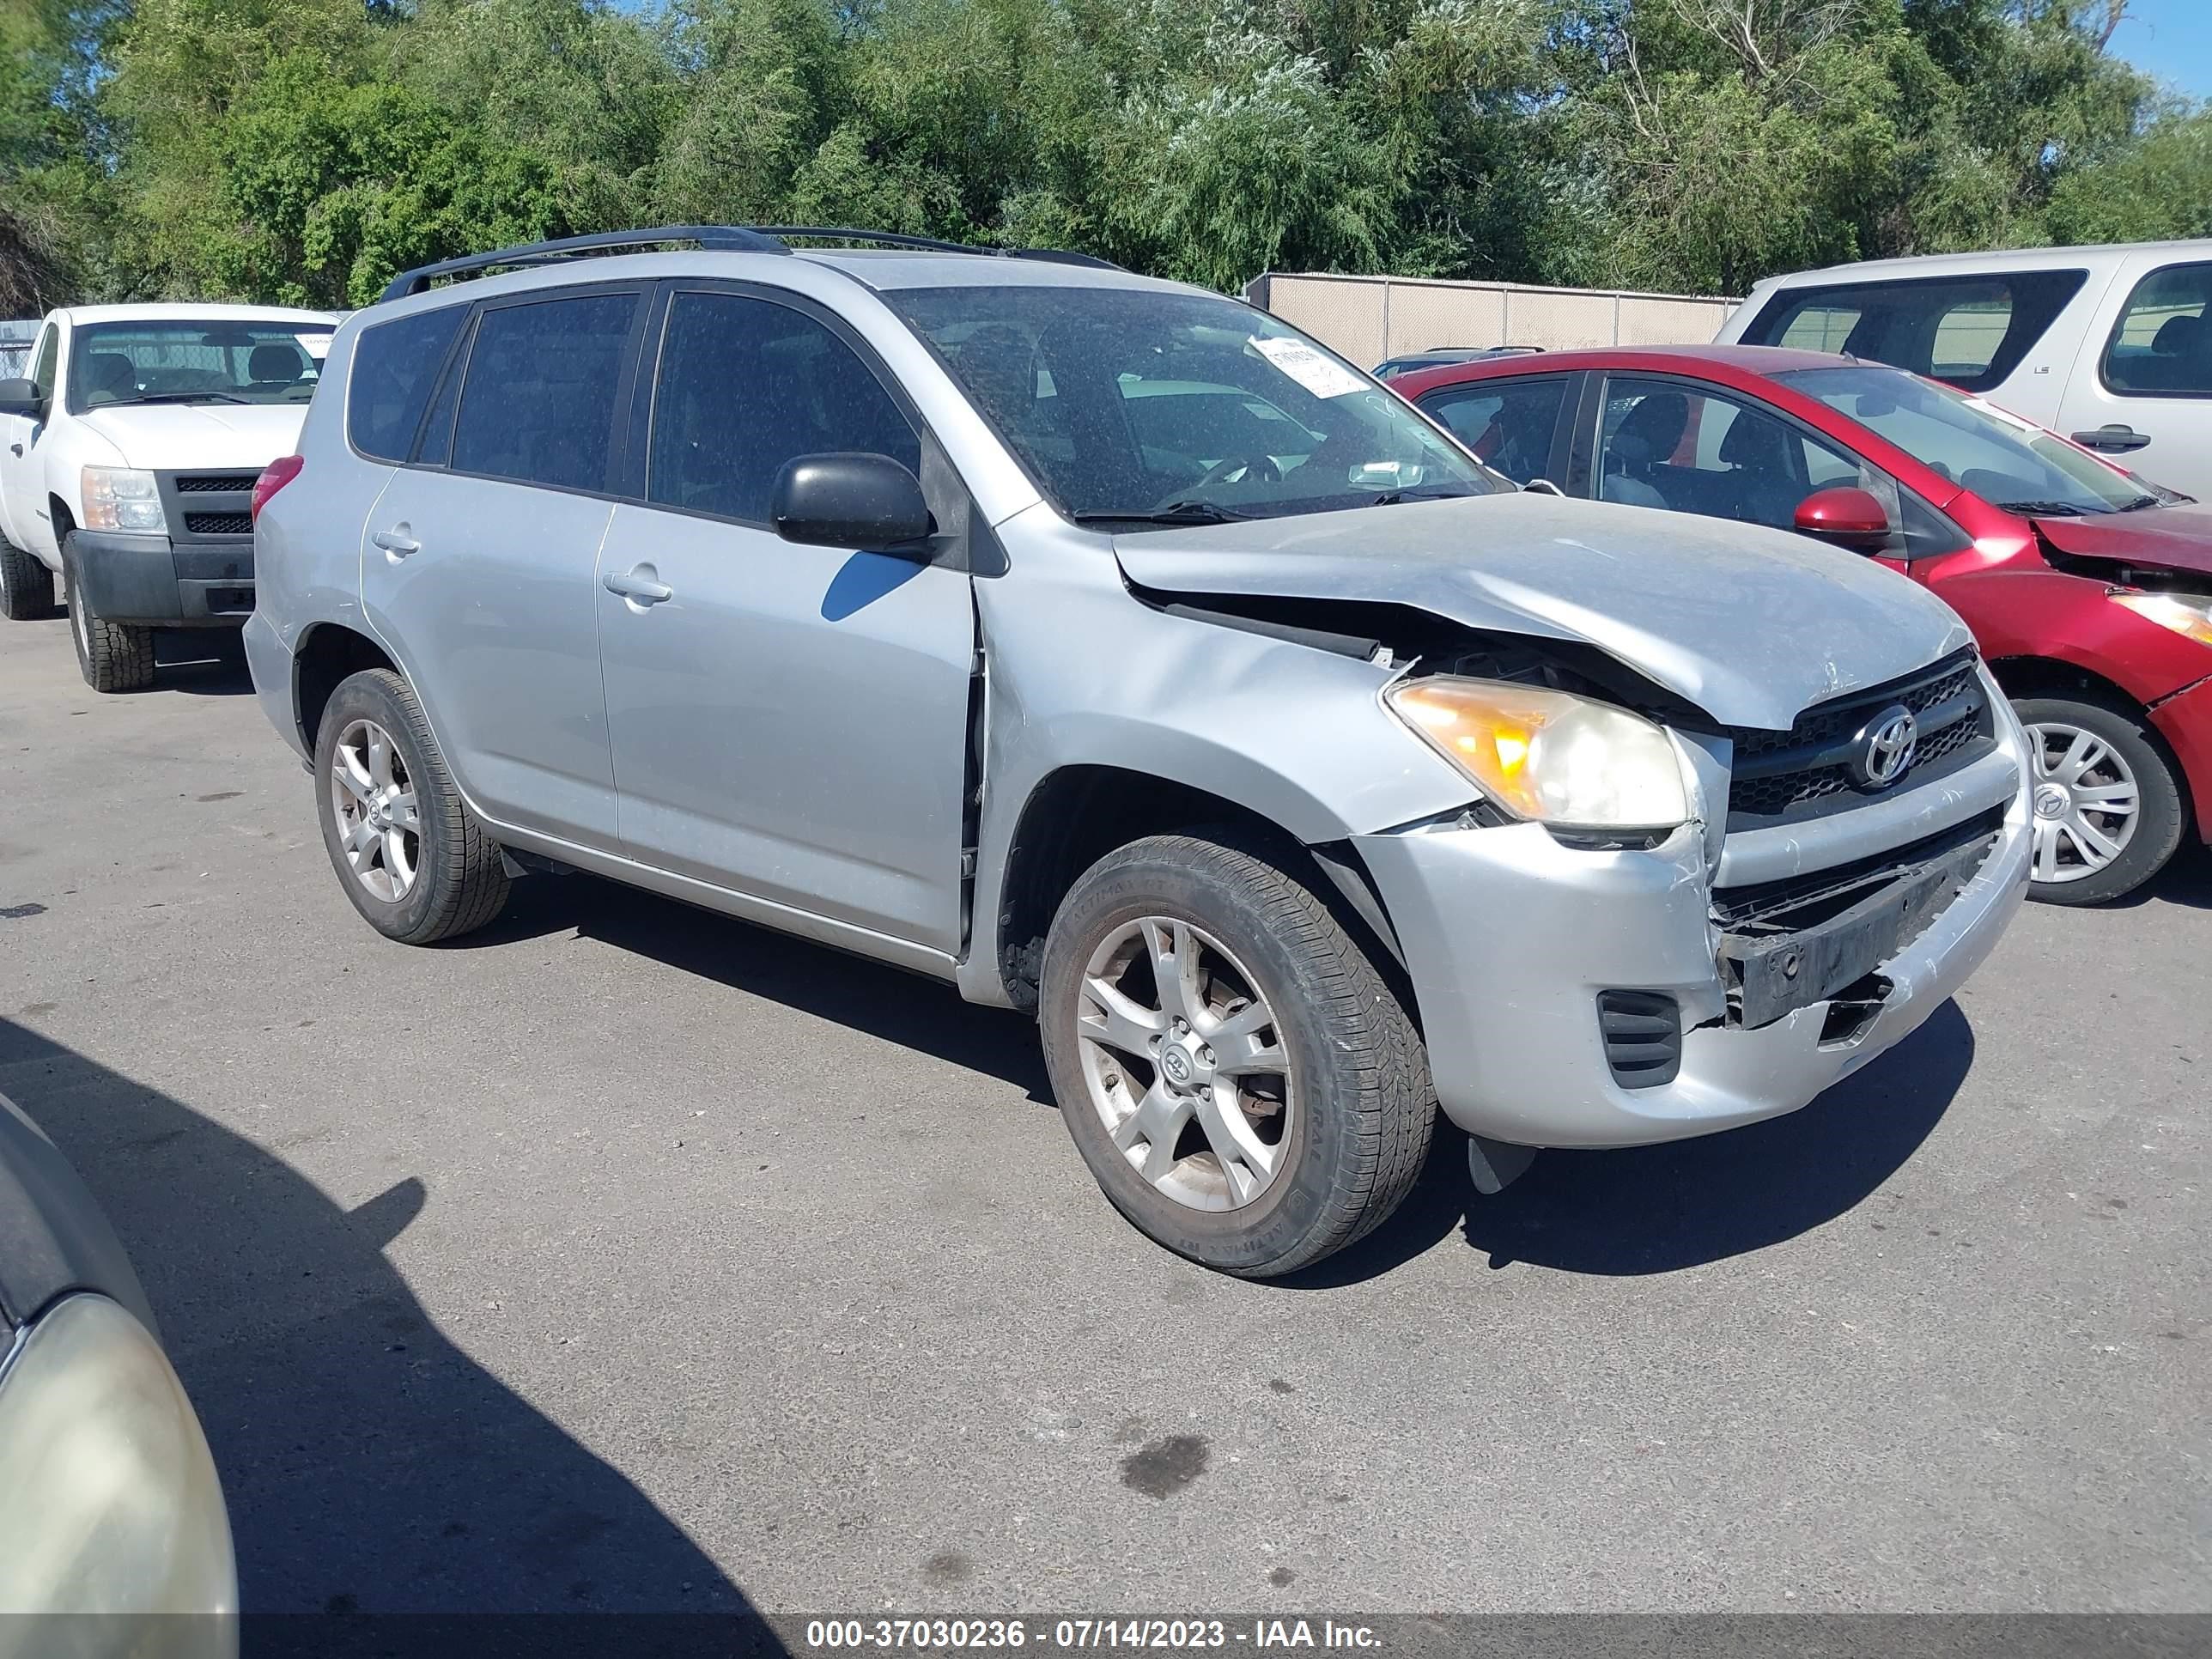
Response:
1111,492,1972,731
2030,503,2212,580
77,402,311,471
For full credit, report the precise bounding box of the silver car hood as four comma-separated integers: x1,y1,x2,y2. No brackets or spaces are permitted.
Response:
1111,493,1973,731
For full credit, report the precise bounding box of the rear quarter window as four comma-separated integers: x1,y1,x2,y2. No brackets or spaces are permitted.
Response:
348,305,468,463
1739,270,2087,392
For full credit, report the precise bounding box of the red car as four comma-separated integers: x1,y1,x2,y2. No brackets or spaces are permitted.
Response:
1394,344,2212,903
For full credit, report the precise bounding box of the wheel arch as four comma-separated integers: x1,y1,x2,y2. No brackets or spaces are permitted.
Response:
1987,654,2148,712
986,763,1407,1014
293,622,398,754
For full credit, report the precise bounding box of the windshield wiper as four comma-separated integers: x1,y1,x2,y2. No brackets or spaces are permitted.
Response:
1370,485,1480,506
2117,494,2167,512
1993,500,2088,516
1070,501,1253,527
101,392,252,407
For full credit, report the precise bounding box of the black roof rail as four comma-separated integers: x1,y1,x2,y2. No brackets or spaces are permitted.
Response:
758,228,1121,270
379,223,1126,303
379,225,789,302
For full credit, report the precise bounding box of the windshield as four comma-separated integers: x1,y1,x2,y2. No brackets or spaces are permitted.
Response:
67,319,334,414
887,286,1501,523
1774,364,2172,515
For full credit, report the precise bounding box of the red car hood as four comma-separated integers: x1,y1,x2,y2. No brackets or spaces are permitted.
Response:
2031,504,2212,580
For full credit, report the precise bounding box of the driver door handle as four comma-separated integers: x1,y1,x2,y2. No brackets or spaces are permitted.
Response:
2071,424,2151,453
604,565,674,605
8,443,20,457
372,526,419,557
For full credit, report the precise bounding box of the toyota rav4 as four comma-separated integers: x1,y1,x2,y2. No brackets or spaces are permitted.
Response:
244,228,2033,1277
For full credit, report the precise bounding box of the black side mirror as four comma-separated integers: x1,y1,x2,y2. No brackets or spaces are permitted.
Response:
0,379,42,420
770,453,933,554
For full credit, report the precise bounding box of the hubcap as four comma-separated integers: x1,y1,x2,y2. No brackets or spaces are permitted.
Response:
2024,720,2140,884
1073,916,1293,1212
327,719,422,902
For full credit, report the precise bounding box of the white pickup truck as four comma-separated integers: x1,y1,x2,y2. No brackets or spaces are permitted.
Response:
0,303,337,690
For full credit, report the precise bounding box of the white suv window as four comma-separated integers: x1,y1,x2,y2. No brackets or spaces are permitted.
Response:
2101,262,2212,396
1741,270,2087,392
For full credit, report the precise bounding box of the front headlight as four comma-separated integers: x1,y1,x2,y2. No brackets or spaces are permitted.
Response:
0,1295,235,1651
2111,590,2212,648
81,467,167,535
1386,678,1691,830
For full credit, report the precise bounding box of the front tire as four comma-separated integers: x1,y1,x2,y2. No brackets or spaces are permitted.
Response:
1039,831,1433,1278
0,536,54,620
62,534,154,691
315,667,510,944
2016,694,2186,905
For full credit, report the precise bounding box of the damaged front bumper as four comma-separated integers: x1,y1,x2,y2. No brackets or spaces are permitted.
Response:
1354,713,2033,1150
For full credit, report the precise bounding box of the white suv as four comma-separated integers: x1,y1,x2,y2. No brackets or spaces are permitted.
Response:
0,303,337,690
1717,240,2212,498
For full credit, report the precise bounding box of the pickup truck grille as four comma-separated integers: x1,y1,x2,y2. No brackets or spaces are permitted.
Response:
155,470,257,546
1725,650,1991,831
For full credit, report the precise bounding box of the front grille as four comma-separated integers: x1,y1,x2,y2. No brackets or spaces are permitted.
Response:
174,474,260,494
1725,650,1992,831
183,511,252,535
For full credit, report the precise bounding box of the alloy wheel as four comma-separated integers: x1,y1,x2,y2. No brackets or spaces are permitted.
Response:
328,718,422,902
1073,916,1295,1212
2025,719,2141,884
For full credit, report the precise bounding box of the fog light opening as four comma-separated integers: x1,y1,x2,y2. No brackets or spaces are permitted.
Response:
1819,974,1893,1046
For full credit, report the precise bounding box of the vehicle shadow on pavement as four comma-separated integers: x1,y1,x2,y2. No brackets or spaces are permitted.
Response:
469,872,1057,1103
0,1017,787,1641
1285,999,1976,1285
150,629,256,696
2098,842,2212,912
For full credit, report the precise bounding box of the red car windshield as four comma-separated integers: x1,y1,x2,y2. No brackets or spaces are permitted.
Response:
1774,365,2173,517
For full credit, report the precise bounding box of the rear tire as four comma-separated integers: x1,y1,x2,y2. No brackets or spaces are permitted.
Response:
0,537,54,620
62,533,155,692
315,667,510,944
2016,693,2185,905
1039,830,1433,1278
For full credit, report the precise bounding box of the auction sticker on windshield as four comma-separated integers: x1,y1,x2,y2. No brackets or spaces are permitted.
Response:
1250,336,1367,398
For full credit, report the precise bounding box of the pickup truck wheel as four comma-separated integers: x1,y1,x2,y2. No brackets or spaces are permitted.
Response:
2016,695,2185,906
0,537,54,620
62,533,154,691
315,668,510,944
1040,831,1433,1279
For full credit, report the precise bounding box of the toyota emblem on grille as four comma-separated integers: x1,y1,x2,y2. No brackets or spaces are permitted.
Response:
1851,703,1918,789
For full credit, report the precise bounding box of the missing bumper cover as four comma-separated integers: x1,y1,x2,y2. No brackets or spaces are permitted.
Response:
1717,830,1996,1030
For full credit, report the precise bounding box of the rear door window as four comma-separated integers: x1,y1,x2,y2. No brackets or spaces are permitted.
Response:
451,291,640,493
1738,270,2087,392
348,304,468,464
1417,377,1569,485
2100,262,2212,396
647,289,919,525
1596,378,1865,531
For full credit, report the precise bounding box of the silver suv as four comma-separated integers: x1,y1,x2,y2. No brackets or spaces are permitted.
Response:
246,227,2033,1277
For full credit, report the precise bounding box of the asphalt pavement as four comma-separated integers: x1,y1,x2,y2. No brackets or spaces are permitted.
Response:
0,616,2205,1617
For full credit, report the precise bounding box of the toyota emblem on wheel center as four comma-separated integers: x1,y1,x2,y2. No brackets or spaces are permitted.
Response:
1850,702,1919,789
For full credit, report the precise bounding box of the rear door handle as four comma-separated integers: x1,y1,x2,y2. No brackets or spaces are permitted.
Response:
604,565,673,605
8,443,20,457
372,526,420,558
2071,424,2151,453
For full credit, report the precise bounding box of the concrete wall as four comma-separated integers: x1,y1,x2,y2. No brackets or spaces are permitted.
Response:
1244,272,1740,367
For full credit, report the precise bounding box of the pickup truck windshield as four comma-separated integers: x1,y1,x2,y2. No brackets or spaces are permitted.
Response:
1774,364,2172,516
66,320,335,415
888,286,1500,524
